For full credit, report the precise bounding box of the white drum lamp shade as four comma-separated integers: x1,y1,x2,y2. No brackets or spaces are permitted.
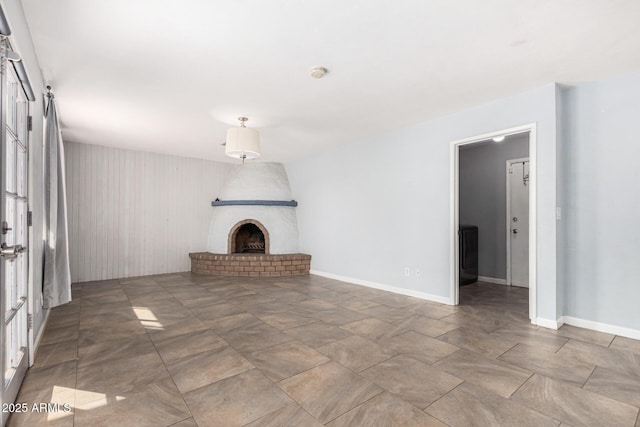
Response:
225,125,261,159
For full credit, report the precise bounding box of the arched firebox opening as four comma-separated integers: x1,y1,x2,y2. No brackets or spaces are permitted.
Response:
228,219,269,254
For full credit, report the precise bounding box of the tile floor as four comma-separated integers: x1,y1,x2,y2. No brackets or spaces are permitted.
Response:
8,273,640,426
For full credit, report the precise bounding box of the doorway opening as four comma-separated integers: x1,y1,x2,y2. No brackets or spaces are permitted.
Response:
450,124,537,323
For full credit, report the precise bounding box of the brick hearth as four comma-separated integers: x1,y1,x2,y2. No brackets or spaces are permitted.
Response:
189,252,311,277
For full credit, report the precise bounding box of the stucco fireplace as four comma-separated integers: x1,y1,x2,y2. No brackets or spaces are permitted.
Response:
189,162,311,276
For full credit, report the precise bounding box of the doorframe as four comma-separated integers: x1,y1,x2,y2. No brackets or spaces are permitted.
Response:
0,38,32,421
506,157,530,287
449,123,537,323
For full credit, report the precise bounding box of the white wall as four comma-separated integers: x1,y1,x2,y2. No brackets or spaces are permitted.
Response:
64,142,230,282
561,70,640,330
2,0,47,344
287,84,559,323
459,134,529,280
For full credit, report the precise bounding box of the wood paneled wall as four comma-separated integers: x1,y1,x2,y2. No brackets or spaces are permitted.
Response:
64,142,230,283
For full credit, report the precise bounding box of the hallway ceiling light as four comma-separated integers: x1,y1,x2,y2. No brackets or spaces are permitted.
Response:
225,117,261,162
493,135,506,142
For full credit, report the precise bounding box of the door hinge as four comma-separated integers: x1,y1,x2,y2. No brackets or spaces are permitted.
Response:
27,115,33,131
27,211,32,226
508,166,514,174
27,314,33,331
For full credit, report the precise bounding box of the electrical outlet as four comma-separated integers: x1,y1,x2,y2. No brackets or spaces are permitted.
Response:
404,267,411,277
415,268,421,277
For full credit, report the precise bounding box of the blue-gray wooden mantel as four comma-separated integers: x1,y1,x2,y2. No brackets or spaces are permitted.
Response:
211,200,298,207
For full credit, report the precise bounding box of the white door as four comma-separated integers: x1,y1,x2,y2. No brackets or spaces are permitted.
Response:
1,46,30,423
507,159,529,287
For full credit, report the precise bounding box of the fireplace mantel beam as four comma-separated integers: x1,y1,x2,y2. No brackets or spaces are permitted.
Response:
211,200,298,207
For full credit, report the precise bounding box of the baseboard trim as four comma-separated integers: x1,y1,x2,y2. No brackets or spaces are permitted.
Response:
310,270,452,305
561,316,640,341
30,308,51,366
511,282,529,288
535,316,563,330
478,276,507,285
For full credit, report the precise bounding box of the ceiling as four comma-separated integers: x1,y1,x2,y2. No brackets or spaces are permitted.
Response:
21,0,640,163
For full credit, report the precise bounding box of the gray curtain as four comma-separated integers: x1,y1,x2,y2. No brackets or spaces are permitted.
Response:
42,93,71,308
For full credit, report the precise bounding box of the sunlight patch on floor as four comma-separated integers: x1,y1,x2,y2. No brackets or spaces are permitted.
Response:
133,307,164,330
73,386,127,414
44,385,75,421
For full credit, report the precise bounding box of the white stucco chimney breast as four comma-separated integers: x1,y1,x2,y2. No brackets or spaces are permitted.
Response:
207,162,300,254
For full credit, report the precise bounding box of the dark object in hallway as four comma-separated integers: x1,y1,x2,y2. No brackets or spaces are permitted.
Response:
459,224,478,286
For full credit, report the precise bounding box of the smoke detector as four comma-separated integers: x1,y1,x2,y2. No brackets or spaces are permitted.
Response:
310,66,328,79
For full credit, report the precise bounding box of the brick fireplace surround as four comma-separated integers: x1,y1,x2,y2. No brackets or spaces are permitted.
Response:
189,252,311,277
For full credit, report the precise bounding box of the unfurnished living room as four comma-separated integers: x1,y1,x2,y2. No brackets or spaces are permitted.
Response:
1,1,640,426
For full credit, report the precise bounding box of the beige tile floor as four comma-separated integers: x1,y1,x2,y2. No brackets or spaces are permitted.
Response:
8,273,640,426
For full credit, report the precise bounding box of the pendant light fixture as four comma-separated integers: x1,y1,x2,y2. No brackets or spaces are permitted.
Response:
225,117,261,162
